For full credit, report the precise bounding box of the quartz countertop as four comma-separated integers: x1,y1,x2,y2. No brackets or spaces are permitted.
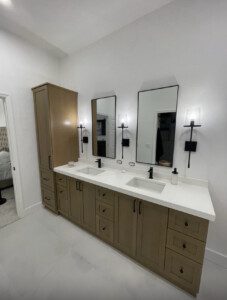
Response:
54,163,215,221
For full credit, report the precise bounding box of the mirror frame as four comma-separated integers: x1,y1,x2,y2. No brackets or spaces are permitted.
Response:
91,95,117,159
136,85,179,167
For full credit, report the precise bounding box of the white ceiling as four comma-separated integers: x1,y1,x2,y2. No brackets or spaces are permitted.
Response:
0,0,174,57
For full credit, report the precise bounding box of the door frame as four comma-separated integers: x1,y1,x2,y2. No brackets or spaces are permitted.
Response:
0,93,24,218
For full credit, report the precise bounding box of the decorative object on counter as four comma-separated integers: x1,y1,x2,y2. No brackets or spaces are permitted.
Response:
128,161,135,167
117,114,130,159
184,108,202,168
77,123,85,153
171,168,179,185
68,161,75,167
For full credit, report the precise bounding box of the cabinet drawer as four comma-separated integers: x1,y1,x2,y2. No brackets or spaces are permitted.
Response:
96,201,114,221
56,173,67,187
166,229,206,263
42,188,56,210
165,249,202,294
168,209,208,241
96,187,115,206
96,216,113,244
40,169,54,189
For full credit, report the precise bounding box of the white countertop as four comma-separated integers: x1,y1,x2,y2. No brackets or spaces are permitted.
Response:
54,162,215,222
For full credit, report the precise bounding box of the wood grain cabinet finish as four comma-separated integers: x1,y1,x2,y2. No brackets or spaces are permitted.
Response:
114,194,137,257
136,201,168,271
68,178,83,225
166,229,206,264
82,182,96,234
165,249,202,295
57,183,69,218
42,188,56,211
52,175,209,296
168,209,208,242
33,83,79,213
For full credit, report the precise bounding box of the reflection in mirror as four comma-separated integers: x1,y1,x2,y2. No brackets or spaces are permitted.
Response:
136,85,179,167
92,96,116,159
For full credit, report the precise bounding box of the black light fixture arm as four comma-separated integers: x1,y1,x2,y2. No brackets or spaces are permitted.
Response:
77,124,85,153
183,120,201,168
117,123,128,159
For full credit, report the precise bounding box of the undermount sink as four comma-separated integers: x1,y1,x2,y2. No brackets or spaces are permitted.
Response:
126,177,165,193
77,167,105,176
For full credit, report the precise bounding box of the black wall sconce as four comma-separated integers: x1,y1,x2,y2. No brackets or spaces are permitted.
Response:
184,108,202,168
77,123,85,153
118,115,130,159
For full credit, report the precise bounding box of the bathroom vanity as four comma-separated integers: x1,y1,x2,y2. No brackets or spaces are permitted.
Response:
52,163,215,296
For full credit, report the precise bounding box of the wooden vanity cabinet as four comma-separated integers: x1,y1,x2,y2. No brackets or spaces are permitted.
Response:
32,83,78,213
136,201,168,271
114,194,137,257
69,178,83,225
52,174,208,296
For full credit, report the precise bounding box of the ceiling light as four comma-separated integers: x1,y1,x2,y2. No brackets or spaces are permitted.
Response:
0,0,13,7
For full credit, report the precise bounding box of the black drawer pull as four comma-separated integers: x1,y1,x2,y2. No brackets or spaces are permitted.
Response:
184,221,189,227
58,178,62,181
102,209,106,213
102,193,106,197
45,197,50,201
102,227,106,231
43,177,49,181
139,201,142,215
180,268,184,274
182,243,186,249
133,199,136,213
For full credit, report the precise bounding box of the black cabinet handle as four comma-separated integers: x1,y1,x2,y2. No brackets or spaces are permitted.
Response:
102,227,106,231
182,243,186,249
76,181,79,190
48,155,52,170
79,182,83,191
139,201,142,215
102,209,106,213
180,267,184,274
133,199,136,213
184,221,189,227
45,197,50,201
43,177,49,181
102,193,106,197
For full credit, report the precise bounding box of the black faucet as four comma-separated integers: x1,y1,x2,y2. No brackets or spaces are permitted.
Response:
148,166,153,179
95,158,102,168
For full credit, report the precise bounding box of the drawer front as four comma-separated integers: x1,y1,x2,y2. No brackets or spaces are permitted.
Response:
57,185,69,217
56,173,67,187
40,169,54,189
96,201,114,221
165,249,202,294
168,209,208,241
42,188,56,210
96,216,113,244
96,187,115,206
166,229,206,263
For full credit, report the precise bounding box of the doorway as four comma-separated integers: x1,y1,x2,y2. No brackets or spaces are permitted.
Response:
0,93,24,228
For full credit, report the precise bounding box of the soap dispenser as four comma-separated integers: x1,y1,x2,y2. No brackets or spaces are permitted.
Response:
171,168,179,185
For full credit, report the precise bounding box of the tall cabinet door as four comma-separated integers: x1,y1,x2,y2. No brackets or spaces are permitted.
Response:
69,178,83,225
114,194,137,257
82,182,96,233
33,86,52,170
136,201,168,271
48,85,79,167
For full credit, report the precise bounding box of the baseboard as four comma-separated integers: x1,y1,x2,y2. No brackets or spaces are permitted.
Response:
24,202,42,216
205,247,227,268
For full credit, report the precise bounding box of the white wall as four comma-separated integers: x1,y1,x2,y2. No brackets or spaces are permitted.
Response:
60,0,227,257
0,100,6,127
0,29,59,210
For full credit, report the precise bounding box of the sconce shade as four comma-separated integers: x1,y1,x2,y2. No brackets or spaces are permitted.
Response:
185,107,201,125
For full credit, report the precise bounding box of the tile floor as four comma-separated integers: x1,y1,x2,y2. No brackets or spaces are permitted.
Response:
0,207,226,300
0,187,18,229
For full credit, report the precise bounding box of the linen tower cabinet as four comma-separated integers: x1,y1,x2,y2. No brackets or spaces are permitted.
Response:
32,83,79,212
